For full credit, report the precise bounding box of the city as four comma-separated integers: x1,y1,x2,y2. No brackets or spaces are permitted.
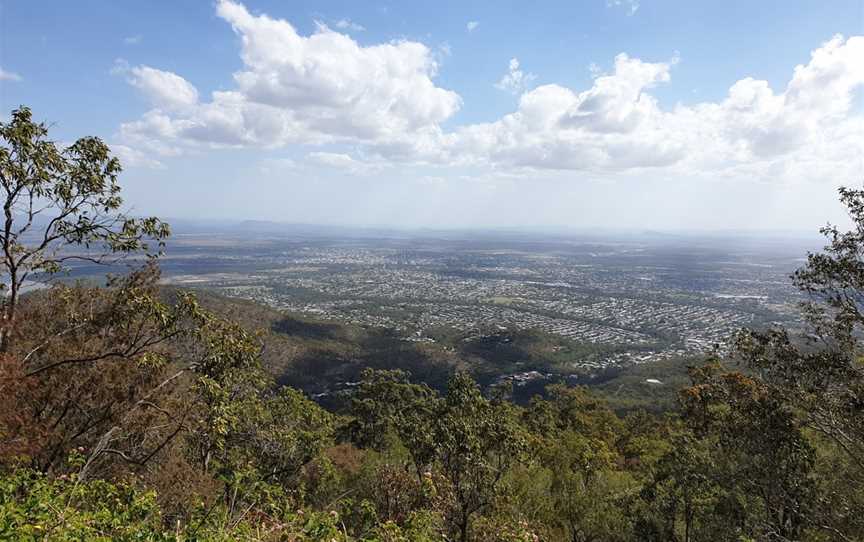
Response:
160,228,809,372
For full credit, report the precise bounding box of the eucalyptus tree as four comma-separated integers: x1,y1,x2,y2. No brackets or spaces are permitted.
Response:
0,106,168,351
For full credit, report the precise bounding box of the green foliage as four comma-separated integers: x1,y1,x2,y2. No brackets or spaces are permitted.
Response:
0,466,450,541
345,370,530,541
346,368,440,458
0,467,168,541
0,107,169,352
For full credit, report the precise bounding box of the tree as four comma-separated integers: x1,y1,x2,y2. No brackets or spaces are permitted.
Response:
346,370,528,541
725,186,864,538
3,265,265,481
637,431,731,542
346,368,440,477
526,385,637,542
762,186,864,468
192,379,335,524
0,106,168,351
433,373,528,542
677,363,817,540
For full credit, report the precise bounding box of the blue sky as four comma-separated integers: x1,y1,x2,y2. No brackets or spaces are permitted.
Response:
1,1,862,231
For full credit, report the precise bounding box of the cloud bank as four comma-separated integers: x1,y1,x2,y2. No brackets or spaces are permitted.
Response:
118,0,863,187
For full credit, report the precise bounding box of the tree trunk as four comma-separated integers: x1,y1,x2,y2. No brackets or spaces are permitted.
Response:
684,505,691,542
0,275,18,353
458,508,469,542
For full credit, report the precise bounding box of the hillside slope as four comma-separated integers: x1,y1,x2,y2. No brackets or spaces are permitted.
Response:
183,287,697,411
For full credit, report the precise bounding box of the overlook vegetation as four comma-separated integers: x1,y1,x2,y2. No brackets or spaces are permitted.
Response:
1,109,863,541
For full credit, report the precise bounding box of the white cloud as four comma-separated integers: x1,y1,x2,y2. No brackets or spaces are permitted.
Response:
0,67,22,82
124,35,143,45
114,4,863,187
120,0,460,154
111,143,163,169
306,151,384,175
607,0,640,16
334,19,364,31
118,111,188,157
444,35,863,181
449,52,682,170
127,66,199,110
466,21,479,32
495,58,536,94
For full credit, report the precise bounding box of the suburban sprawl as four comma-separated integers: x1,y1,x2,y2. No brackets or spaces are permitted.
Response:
158,228,807,373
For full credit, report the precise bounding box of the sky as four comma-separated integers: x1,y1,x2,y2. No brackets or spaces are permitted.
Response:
0,0,862,232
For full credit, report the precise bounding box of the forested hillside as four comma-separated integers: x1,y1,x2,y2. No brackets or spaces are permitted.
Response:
185,287,689,412
2,109,863,540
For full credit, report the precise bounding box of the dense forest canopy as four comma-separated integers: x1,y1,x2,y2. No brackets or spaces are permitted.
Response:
1,108,862,540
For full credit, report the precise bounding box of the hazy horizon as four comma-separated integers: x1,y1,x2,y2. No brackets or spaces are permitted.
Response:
163,215,828,239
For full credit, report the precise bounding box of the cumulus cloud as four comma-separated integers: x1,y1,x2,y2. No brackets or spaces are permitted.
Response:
120,0,460,153
114,2,862,186
444,35,863,179
466,21,479,32
127,66,199,110
495,58,536,95
0,67,22,82
124,35,143,45
448,52,684,170
684,34,864,166
111,143,163,168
